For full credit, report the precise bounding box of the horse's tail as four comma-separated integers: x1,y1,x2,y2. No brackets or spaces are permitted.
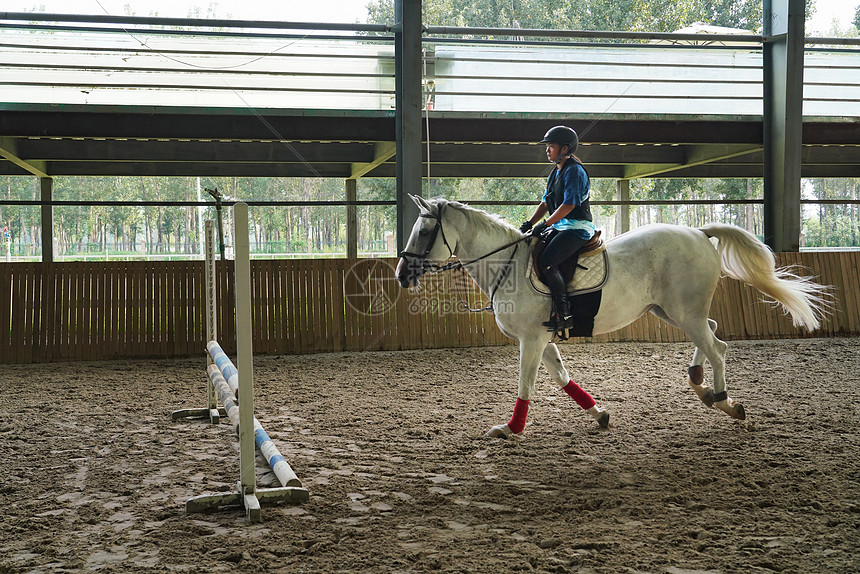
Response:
699,223,832,331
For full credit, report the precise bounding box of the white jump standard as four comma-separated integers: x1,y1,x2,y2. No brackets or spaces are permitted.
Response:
171,218,229,425
174,205,308,522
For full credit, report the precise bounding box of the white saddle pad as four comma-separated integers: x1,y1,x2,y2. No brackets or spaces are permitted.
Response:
528,249,609,296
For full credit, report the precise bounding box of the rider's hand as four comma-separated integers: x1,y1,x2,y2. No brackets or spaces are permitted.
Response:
532,221,549,235
519,221,533,233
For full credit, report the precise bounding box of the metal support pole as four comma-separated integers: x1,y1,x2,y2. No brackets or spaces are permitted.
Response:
394,0,423,253
40,177,53,263
615,179,630,236
763,0,805,252
345,178,358,259
215,199,226,260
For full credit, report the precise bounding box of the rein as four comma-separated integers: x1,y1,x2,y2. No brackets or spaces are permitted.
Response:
454,240,523,313
434,235,527,273
399,202,530,313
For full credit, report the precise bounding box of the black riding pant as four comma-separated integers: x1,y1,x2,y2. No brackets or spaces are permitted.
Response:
539,228,588,269
538,229,589,299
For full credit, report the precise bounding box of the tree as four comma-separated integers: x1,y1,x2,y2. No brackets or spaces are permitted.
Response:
803,178,860,248
367,0,762,32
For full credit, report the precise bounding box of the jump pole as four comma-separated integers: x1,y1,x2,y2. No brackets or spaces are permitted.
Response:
180,203,308,522
204,340,302,488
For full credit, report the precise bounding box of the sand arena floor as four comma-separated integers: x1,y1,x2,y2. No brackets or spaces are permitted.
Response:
1,337,859,573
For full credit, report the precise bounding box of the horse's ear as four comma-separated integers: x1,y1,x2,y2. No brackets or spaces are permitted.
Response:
410,194,431,212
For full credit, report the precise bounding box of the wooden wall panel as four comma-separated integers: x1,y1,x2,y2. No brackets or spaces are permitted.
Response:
1,252,857,363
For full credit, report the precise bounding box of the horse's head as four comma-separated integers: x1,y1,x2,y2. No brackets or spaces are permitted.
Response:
395,195,457,288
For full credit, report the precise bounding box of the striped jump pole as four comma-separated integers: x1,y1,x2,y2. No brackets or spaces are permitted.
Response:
207,340,239,397
206,340,301,488
254,420,302,488
206,363,239,434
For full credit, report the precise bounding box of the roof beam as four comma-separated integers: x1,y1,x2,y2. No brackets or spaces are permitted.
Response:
15,139,377,164
350,141,396,179
0,137,49,178
16,162,352,178
623,144,762,179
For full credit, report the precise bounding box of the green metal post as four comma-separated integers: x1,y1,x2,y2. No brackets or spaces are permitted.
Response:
40,177,53,263
763,0,805,252
395,0,423,253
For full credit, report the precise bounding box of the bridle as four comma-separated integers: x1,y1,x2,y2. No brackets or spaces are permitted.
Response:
398,201,530,313
398,202,454,268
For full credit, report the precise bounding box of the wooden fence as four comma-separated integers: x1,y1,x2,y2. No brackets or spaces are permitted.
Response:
1,253,858,364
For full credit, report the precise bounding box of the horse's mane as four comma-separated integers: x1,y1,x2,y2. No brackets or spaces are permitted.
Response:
430,197,523,240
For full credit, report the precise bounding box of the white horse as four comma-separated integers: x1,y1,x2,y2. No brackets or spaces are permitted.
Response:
395,195,831,438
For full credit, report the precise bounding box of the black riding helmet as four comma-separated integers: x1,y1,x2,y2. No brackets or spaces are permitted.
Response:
540,125,578,161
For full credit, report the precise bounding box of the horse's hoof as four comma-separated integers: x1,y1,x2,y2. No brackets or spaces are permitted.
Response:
484,424,511,439
716,399,746,420
597,411,610,429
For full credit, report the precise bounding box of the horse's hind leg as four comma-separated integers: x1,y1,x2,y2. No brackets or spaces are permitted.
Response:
680,317,745,420
651,306,744,420
689,318,719,407
541,343,609,429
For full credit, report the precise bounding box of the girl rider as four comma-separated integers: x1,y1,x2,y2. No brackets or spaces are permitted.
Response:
519,125,595,332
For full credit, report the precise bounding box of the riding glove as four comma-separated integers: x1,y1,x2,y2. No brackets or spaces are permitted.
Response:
519,221,533,233
532,221,549,236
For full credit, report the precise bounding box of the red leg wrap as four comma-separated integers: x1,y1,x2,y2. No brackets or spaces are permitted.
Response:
507,398,530,434
562,380,596,410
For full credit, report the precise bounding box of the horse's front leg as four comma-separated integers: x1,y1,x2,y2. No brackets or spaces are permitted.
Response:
541,343,609,429
484,338,544,438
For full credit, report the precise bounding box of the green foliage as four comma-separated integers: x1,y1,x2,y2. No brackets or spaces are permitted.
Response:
802,178,860,248
0,175,399,259
0,177,41,257
2,173,856,259
367,0,761,32
2,173,857,258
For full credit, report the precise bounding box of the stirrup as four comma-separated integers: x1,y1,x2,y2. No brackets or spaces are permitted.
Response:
549,324,571,341
542,315,575,332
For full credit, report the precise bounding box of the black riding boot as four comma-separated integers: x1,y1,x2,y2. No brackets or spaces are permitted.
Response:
541,266,575,331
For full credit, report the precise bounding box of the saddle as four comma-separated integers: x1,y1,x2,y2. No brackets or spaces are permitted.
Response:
530,230,607,293
529,230,608,340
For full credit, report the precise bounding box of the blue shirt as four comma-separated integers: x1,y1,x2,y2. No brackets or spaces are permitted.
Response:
542,162,595,240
